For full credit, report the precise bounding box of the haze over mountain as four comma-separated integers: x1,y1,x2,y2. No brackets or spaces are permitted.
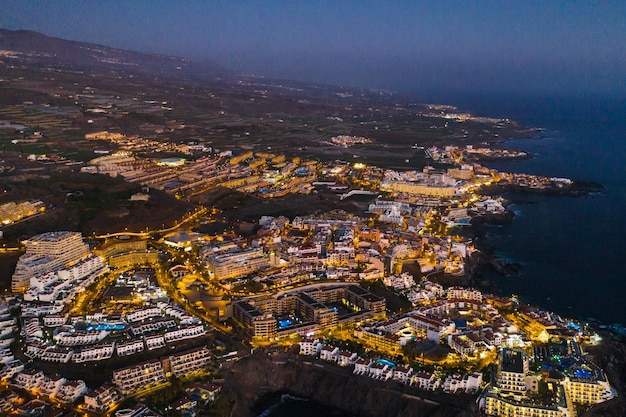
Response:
0,28,230,81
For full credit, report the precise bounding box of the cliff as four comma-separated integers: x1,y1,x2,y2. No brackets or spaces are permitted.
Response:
223,348,477,417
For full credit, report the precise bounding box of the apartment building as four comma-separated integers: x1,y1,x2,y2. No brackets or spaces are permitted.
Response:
168,347,212,377
232,301,277,338
84,384,120,411
12,231,90,292
112,360,166,394
206,247,269,280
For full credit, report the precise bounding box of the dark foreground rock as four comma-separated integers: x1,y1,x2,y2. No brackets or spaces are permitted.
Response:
223,348,477,417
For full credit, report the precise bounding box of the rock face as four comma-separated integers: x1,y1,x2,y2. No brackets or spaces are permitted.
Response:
223,349,477,417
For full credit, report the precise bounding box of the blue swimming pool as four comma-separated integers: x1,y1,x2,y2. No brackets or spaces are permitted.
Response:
574,369,592,378
377,359,396,368
278,319,293,329
86,323,126,332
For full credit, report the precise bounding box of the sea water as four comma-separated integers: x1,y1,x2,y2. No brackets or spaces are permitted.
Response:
451,94,626,326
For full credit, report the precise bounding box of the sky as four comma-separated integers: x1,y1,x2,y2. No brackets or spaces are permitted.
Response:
2,0,625,98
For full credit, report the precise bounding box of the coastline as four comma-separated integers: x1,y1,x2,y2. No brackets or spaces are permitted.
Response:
235,334,626,417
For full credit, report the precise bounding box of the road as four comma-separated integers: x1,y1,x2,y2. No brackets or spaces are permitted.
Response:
95,206,208,239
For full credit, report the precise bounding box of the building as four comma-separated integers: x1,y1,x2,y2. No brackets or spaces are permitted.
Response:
497,349,530,393
84,384,120,412
112,360,166,394
484,387,570,417
108,250,159,269
57,380,88,404
12,231,90,292
298,338,321,356
206,247,269,280
116,340,145,357
15,368,45,390
169,347,212,377
343,285,386,314
164,324,206,343
296,294,338,329
72,342,115,363
232,301,277,339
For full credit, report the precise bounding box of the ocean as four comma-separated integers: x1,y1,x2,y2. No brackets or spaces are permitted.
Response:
447,94,626,327
257,94,626,417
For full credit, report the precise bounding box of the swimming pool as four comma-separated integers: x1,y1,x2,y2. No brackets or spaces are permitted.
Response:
573,369,592,378
377,359,396,368
278,319,293,329
86,323,126,332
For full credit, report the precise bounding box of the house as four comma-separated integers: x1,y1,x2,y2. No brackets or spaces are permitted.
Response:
336,350,357,367
117,339,145,357
0,359,24,381
393,365,413,383
443,374,465,393
465,372,483,393
72,342,115,363
43,313,68,327
169,347,211,377
185,383,221,403
411,371,440,390
84,384,120,411
0,390,21,414
40,346,73,363
112,360,166,395
15,399,48,416
368,363,392,380
353,358,371,375
38,374,66,397
169,265,190,280
298,338,321,355
57,379,88,404
14,368,45,390
164,324,206,343
319,345,339,362
145,334,166,350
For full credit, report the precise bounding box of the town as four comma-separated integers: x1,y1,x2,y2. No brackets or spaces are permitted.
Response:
0,37,618,416
0,141,617,416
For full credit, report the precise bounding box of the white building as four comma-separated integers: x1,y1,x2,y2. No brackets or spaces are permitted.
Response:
169,347,212,377
12,231,90,292
411,371,441,390
112,360,166,394
126,307,162,323
353,358,371,375
43,313,68,327
84,384,120,411
116,340,145,357
164,324,206,343
57,380,88,404
38,374,66,397
15,368,45,390
72,342,115,363
40,347,73,363
145,334,166,350
299,338,321,356
336,350,358,367
393,365,413,383
319,345,339,362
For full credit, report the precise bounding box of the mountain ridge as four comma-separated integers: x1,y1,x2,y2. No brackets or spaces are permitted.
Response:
0,27,230,80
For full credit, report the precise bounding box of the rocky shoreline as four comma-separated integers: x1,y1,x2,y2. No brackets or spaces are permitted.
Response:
480,179,604,197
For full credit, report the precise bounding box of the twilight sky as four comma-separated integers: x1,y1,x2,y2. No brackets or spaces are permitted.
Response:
2,0,625,98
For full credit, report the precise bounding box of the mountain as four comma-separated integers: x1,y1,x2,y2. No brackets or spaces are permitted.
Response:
0,28,230,80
